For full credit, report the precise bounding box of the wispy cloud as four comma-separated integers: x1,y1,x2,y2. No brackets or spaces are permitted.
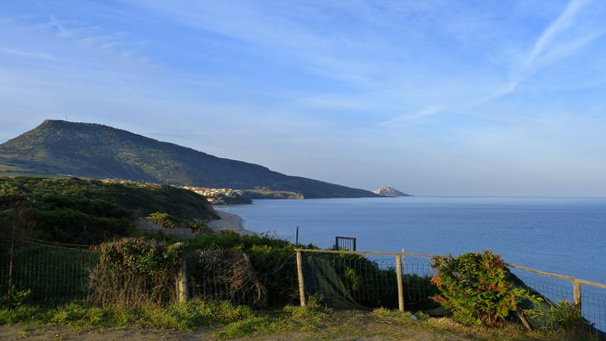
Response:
483,0,603,101
382,0,604,124
0,48,59,62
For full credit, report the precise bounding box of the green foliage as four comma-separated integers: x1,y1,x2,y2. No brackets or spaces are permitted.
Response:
0,299,252,330
540,300,586,330
372,308,419,325
97,237,181,276
0,176,218,244
215,316,270,339
216,297,330,340
243,189,305,200
1,286,32,309
146,212,175,229
89,238,183,307
431,250,541,328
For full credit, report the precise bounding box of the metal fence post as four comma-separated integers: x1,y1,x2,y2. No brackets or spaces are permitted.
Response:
296,250,306,307
396,253,404,311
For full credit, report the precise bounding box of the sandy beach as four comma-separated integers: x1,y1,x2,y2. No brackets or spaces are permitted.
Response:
208,210,256,236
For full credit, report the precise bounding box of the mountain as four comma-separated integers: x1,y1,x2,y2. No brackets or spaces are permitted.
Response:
372,186,411,197
0,120,376,198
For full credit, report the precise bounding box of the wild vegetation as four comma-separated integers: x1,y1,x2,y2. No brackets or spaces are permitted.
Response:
431,250,542,328
0,176,217,244
243,189,305,200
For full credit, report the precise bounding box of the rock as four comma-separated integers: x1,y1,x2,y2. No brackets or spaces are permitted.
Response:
372,186,411,197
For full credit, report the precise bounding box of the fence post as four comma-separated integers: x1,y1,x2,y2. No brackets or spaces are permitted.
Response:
172,242,188,303
296,250,306,307
573,279,582,310
6,222,16,304
176,261,188,303
396,253,404,311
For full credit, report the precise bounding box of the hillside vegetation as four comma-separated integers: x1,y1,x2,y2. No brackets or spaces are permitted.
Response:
0,177,218,245
0,120,376,198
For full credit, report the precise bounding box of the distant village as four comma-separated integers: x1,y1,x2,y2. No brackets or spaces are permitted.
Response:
181,186,246,205
101,179,248,205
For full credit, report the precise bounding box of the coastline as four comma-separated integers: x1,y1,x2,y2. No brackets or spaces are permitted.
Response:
208,210,256,236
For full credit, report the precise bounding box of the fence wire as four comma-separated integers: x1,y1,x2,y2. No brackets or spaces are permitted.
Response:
403,256,437,311
510,268,606,333
0,241,98,305
186,249,269,307
3,241,606,335
301,252,438,311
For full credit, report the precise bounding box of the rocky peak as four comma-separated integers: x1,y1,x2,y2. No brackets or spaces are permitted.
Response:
372,186,410,197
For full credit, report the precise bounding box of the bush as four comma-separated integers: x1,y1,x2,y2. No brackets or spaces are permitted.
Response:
147,212,175,229
88,238,183,307
431,250,540,327
541,300,586,330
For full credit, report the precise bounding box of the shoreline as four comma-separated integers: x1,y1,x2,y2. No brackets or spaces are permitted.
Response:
208,210,256,236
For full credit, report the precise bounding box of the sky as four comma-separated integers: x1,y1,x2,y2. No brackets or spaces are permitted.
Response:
1,0,606,196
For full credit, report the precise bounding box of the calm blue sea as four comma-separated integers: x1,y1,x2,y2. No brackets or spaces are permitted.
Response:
221,197,606,284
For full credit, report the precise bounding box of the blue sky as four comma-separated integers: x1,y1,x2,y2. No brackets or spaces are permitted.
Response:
1,0,606,196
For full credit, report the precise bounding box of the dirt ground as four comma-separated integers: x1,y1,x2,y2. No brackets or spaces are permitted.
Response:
0,311,563,341
0,322,544,341
0,324,217,341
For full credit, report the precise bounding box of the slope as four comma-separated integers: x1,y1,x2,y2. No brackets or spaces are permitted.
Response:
0,120,376,198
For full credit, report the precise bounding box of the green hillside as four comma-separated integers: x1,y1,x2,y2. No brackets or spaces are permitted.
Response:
0,120,376,198
0,177,218,245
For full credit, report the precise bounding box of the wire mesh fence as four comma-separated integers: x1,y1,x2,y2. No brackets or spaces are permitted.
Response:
583,288,606,333
300,251,438,311
0,241,98,305
3,240,606,335
186,249,269,307
0,240,297,309
402,256,437,311
510,267,606,333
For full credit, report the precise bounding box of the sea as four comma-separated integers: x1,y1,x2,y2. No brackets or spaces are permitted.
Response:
221,196,606,284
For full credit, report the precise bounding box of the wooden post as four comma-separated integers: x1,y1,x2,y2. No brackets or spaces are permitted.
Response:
171,242,188,303
396,253,404,311
296,250,306,307
573,279,582,310
176,261,188,303
6,222,16,304
296,226,299,245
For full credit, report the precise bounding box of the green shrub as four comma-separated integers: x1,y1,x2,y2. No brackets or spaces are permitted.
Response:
431,250,540,327
215,316,270,339
541,300,586,330
88,238,183,307
1,286,32,309
147,212,175,229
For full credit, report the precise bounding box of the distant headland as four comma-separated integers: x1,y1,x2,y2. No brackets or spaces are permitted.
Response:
372,186,411,197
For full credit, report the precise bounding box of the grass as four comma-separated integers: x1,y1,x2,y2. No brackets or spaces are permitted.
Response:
0,299,252,331
0,300,603,341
